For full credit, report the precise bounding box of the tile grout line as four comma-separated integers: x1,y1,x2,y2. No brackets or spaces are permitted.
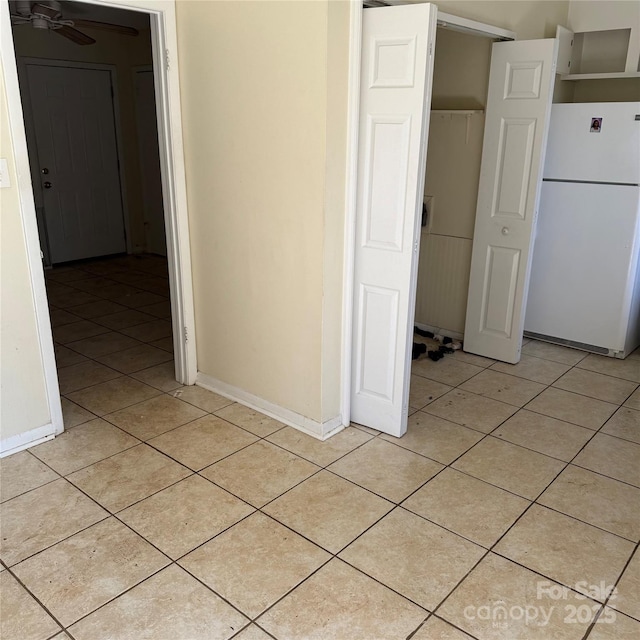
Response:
2,563,69,639
7,360,262,633
398,348,637,632
28,423,272,633
425,402,631,630
28,375,630,637
61,335,636,628
412,351,640,490
582,542,640,638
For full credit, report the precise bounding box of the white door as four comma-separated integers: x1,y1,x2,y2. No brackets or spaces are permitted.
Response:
351,3,436,437
134,70,166,256
463,39,558,363
25,64,126,264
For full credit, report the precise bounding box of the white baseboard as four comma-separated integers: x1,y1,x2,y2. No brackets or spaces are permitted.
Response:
195,373,344,441
414,321,464,342
0,423,57,458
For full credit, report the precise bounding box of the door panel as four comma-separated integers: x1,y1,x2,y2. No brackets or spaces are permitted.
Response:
26,65,126,264
464,39,558,363
351,3,436,436
493,118,536,218
356,284,399,402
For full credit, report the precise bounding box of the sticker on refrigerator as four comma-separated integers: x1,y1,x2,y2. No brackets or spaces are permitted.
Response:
590,117,602,133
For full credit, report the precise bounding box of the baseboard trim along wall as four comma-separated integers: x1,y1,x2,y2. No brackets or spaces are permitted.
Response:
195,373,345,441
0,422,57,458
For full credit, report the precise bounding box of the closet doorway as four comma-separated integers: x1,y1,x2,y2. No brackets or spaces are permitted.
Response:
348,2,558,436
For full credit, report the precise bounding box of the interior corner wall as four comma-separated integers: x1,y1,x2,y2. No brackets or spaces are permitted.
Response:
176,0,330,424
11,25,153,254
321,0,350,423
0,64,50,443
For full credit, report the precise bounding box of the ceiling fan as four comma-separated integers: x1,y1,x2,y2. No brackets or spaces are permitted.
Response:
10,1,139,45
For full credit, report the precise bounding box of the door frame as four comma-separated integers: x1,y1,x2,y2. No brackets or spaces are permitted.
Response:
18,58,133,259
131,64,161,255
0,0,196,450
340,3,518,427
339,0,364,427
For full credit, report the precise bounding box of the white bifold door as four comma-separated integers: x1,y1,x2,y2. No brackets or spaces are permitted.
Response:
352,9,558,435
464,38,558,363
351,3,436,437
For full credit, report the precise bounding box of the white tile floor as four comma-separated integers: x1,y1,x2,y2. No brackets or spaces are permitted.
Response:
1,255,639,639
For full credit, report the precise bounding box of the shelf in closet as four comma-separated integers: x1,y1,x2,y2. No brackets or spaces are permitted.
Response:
561,71,640,81
431,110,484,115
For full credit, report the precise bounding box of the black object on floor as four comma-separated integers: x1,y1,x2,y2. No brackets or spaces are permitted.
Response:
412,342,427,360
443,336,453,345
428,350,444,361
414,327,434,339
439,346,454,354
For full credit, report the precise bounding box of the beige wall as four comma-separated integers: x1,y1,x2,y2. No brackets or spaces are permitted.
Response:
321,0,350,421
176,0,345,424
11,25,153,254
431,27,491,110
0,64,50,443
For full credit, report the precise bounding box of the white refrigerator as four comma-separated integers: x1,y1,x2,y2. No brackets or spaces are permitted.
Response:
525,102,640,358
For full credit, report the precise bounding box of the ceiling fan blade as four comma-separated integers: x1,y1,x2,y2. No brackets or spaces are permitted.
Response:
54,25,96,45
72,19,139,37
32,2,62,19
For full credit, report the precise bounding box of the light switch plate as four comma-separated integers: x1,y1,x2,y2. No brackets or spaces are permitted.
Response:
0,158,11,188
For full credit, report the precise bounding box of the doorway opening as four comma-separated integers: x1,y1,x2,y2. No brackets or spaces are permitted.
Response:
10,0,176,423
3,0,195,452
410,25,493,411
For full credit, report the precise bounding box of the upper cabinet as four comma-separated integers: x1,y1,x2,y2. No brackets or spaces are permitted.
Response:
558,0,640,80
